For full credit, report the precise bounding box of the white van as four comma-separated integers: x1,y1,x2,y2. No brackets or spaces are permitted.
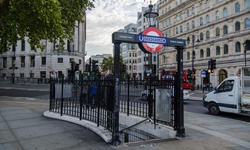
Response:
203,67,250,116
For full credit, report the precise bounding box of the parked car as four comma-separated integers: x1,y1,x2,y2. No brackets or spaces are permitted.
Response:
141,89,189,101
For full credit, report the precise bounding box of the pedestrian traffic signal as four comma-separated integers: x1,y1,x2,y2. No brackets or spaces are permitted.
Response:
212,59,216,69
71,61,76,71
75,64,79,71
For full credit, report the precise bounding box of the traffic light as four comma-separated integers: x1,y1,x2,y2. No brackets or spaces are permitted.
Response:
212,59,216,69
92,60,98,72
122,64,127,72
71,61,75,71
75,64,79,71
208,60,211,70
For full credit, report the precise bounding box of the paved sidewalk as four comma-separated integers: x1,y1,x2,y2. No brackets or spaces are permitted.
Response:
1,96,250,150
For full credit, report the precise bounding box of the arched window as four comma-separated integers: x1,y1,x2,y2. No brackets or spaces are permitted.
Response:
187,23,190,31
235,42,241,52
235,21,241,31
216,46,221,55
216,27,220,36
200,49,204,58
206,15,210,23
245,18,250,29
200,32,204,41
224,44,229,54
235,2,240,13
187,52,190,60
223,7,228,18
187,36,190,44
206,48,211,57
200,17,203,26
215,11,219,20
21,39,25,51
192,20,195,28
206,30,210,39
223,25,228,34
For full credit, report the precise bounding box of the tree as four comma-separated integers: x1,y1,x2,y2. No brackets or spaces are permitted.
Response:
0,0,94,53
101,56,125,74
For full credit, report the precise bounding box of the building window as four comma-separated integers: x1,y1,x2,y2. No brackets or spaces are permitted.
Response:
223,25,228,34
235,42,241,52
245,0,250,9
40,71,46,78
235,2,240,13
192,7,194,15
206,31,210,39
192,20,195,28
176,15,178,22
31,46,35,51
186,10,189,17
200,3,203,10
235,21,240,31
216,46,221,55
200,32,204,41
224,44,229,54
21,56,25,67
180,13,182,20
30,56,35,67
41,57,46,65
176,27,178,34
21,39,25,51
200,49,204,58
206,15,210,24
200,17,203,26
3,57,7,68
187,23,190,31
216,0,219,4
12,45,16,52
180,25,183,33
215,11,219,20
187,52,190,60
223,7,228,18
30,73,34,78
58,58,63,63
216,27,220,36
20,73,24,78
206,48,211,57
245,18,250,29
187,37,190,44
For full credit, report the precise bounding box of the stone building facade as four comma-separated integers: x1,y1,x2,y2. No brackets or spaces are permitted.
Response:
157,0,250,87
0,18,86,79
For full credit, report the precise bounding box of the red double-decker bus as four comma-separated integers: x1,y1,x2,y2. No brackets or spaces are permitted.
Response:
161,69,193,89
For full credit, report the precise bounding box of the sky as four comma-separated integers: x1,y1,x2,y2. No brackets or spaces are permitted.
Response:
85,0,154,58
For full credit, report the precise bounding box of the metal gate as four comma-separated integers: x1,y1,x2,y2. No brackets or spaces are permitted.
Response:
49,73,176,145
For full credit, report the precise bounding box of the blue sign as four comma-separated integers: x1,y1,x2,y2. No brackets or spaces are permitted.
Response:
201,70,206,75
138,34,167,44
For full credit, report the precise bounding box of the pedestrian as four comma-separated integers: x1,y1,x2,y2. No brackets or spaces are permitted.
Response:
210,83,213,91
203,83,207,92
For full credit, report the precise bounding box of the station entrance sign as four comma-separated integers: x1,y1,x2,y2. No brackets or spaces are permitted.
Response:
138,27,164,53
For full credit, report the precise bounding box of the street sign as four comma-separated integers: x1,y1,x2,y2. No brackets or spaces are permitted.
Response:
201,70,206,77
168,38,186,47
140,27,164,53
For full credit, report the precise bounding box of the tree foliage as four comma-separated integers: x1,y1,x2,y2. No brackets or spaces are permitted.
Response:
101,56,124,74
0,0,94,53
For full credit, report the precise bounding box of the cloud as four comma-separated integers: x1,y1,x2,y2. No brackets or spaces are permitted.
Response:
85,0,147,58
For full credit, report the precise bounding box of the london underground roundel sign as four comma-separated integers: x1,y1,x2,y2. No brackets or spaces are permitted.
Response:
140,27,164,53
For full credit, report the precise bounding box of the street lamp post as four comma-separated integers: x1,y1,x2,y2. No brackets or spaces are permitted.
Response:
143,1,158,118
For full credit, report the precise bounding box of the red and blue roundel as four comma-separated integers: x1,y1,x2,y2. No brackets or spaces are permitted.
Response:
140,27,164,53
